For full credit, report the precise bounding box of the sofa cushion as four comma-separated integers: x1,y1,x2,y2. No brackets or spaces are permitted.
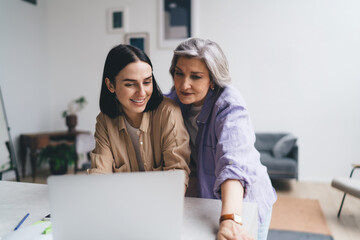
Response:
255,133,287,151
260,152,297,177
272,134,297,158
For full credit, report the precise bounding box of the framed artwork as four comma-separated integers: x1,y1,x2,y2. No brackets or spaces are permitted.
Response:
107,7,127,33
125,32,150,56
158,0,195,48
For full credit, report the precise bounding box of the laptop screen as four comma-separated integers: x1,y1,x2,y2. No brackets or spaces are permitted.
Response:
48,171,185,240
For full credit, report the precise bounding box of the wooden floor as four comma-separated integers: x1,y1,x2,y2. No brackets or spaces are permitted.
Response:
20,172,360,240
272,179,360,240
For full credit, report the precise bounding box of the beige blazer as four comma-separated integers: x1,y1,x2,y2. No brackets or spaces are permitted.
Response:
88,97,190,185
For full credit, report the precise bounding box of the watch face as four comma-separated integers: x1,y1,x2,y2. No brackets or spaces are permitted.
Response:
234,214,242,224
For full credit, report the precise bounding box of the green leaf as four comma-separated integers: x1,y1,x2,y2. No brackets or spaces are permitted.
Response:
37,143,77,170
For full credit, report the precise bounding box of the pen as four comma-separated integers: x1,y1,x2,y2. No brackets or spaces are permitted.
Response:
14,213,30,231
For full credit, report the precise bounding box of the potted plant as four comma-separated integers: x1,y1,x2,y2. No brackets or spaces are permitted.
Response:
38,143,77,175
62,96,87,133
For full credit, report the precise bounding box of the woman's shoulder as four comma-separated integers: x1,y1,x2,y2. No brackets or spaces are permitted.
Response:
215,86,248,110
96,112,121,126
95,112,105,121
151,97,182,120
96,112,110,121
157,96,181,112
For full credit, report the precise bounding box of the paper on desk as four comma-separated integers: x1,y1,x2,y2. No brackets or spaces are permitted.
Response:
1,222,51,240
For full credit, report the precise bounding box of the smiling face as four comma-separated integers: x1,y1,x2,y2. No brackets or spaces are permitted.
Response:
105,61,153,126
173,57,213,106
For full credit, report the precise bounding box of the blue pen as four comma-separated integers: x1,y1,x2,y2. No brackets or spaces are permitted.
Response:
14,213,30,231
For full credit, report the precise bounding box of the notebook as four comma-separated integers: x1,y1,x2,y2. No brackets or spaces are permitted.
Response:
47,171,185,240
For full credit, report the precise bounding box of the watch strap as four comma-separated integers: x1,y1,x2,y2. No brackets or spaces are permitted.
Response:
219,213,243,225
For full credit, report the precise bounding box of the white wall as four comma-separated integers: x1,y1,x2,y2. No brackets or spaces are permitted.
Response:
47,0,162,134
196,0,360,181
0,0,50,179
1,0,359,181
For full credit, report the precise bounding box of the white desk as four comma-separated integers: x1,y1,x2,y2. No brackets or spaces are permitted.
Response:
0,181,258,239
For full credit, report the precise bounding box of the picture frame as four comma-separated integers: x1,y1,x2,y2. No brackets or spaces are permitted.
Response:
107,7,127,34
125,32,150,56
158,0,196,49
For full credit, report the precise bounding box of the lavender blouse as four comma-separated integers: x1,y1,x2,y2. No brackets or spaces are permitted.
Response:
168,86,277,223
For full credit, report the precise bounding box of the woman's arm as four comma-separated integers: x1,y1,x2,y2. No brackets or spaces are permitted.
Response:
220,179,243,217
160,100,191,186
213,97,258,239
217,179,254,240
87,113,115,174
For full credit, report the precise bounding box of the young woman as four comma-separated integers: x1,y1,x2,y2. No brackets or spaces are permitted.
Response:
167,38,277,240
88,44,190,187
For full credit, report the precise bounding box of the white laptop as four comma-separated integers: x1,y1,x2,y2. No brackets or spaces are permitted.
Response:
47,170,185,240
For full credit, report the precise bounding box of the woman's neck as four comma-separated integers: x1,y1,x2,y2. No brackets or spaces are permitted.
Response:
124,112,143,129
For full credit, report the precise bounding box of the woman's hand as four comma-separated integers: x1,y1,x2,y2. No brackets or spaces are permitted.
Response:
217,220,254,240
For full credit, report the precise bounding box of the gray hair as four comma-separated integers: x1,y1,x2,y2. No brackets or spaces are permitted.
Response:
169,38,231,88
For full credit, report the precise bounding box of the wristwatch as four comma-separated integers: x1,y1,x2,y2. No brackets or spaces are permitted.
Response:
219,213,243,225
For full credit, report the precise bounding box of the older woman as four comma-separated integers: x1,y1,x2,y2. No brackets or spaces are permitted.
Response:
167,38,276,240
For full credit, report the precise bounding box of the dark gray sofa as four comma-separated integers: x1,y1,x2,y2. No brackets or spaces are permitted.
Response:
255,133,298,180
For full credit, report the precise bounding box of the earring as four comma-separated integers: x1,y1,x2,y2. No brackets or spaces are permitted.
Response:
210,85,215,91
